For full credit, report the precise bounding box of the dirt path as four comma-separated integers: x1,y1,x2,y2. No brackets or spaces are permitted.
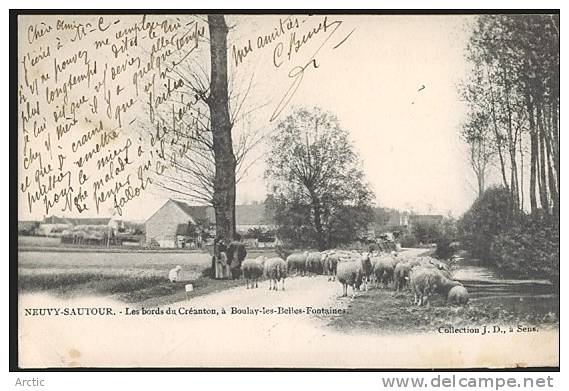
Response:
18,248,558,368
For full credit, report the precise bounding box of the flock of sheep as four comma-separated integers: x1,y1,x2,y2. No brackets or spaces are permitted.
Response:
237,249,469,306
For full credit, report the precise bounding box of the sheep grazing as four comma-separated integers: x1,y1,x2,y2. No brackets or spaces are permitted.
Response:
406,258,424,268
371,256,395,287
389,255,401,270
409,267,443,306
438,269,452,279
286,251,308,276
241,256,266,289
412,259,453,284
433,271,460,294
410,265,462,306
306,252,324,276
336,253,373,298
323,252,339,281
393,261,412,291
168,265,182,283
263,257,288,291
448,285,469,305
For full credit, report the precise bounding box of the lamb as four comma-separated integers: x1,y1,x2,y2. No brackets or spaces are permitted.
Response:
371,256,395,287
168,265,182,283
336,253,373,298
286,251,309,276
241,256,266,289
263,257,288,291
393,261,412,291
322,252,339,281
447,285,469,305
306,252,324,276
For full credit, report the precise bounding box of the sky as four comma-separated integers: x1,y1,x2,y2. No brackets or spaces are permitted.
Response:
18,14,483,222
229,15,479,217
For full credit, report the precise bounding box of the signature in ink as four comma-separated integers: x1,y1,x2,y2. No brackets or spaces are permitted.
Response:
270,17,355,122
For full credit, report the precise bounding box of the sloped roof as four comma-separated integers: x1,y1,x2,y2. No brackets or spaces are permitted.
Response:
157,199,269,226
172,200,202,217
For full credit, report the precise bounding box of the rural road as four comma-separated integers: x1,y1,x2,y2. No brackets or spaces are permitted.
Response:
18,248,558,368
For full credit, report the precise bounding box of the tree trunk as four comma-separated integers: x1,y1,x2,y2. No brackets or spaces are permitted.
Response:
545,103,559,217
310,193,326,251
207,15,237,242
487,73,509,189
519,130,524,211
525,86,538,215
536,105,550,214
477,171,485,199
551,97,560,191
502,67,519,211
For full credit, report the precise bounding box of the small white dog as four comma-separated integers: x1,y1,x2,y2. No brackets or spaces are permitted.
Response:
169,265,182,282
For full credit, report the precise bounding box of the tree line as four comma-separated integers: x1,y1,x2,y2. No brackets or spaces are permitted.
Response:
460,14,559,218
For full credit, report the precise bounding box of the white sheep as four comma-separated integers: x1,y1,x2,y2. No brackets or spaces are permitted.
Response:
359,252,374,291
263,257,288,291
447,285,469,305
371,255,395,287
323,252,339,281
168,265,182,283
336,253,373,298
410,266,461,306
286,251,309,276
306,252,324,276
241,256,266,289
393,261,412,291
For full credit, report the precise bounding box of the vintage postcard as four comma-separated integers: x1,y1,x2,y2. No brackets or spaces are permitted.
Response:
15,11,559,369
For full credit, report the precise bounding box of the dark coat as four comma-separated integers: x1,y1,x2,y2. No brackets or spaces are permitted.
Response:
227,241,247,278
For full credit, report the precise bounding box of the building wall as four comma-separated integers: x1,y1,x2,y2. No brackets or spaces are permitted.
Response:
145,201,191,247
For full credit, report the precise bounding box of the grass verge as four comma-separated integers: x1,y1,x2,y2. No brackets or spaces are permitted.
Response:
327,286,559,334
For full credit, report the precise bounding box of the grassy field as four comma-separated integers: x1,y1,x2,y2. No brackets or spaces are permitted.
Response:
327,285,559,334
18,236,62,248
18,249,278,304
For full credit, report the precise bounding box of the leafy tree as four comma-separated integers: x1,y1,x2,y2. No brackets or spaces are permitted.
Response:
458,186,515,262
265,107,375,250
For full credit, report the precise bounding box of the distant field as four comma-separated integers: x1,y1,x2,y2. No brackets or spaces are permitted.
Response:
18,236,61,247
18,249,278,304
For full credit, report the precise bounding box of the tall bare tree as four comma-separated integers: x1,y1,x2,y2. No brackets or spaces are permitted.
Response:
145,15,266,243
461,14,559,216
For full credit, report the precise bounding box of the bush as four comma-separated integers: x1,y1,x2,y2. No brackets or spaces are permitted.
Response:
399,232,418,248
458,186,514,263
458,186,559,283
412,222,442,244
434,238,454,259
492,217,559,284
